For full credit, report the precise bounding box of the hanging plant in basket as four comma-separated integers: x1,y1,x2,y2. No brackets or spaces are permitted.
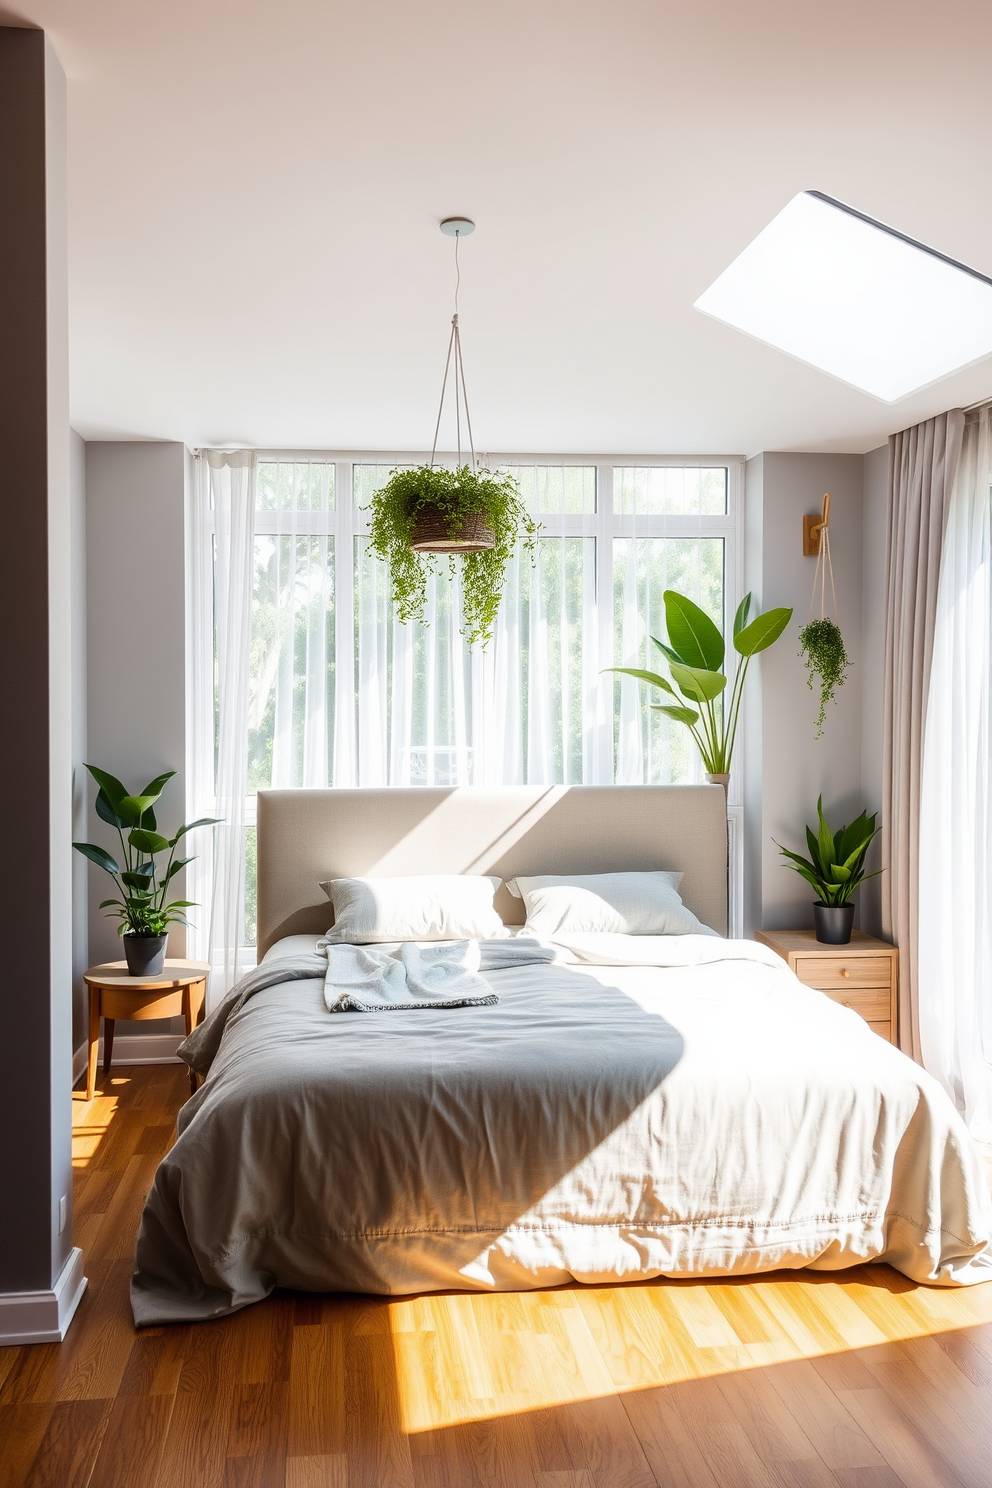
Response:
368,219,541,646
799,617,850,739
799,492,850,739
366,463,540,648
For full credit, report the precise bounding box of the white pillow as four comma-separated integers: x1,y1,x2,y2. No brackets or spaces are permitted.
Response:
505,871,716,937
320,874,503,943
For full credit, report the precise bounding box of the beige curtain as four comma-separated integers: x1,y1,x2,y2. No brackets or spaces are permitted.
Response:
883,409,964,1059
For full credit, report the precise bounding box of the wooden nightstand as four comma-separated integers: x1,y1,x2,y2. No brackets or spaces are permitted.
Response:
754,929,899,1044
82,960,209,1100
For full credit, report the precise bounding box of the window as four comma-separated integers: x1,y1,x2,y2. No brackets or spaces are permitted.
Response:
191,453,742,966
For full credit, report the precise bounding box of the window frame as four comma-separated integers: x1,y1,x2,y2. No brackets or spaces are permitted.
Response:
193,450,745,936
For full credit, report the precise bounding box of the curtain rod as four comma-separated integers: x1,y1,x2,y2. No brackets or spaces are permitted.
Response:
962,394,992,413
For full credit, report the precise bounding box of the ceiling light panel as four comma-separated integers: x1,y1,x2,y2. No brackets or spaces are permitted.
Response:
694,192,992,402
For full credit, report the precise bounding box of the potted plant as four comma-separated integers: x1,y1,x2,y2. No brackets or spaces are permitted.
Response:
365,464,540,648
775,796,882,944
606,590,793,784
798,618,850,739
73,764,220,976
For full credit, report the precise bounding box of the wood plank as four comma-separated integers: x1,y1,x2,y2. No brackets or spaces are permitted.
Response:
836,1386,970,1488
85,1392,175,1488
20,1397,112,1488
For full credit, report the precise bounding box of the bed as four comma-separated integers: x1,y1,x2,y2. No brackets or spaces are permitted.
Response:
130,785,992,1326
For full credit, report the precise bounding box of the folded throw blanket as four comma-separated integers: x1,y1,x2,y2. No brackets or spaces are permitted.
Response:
178,936,558,1073
321,939,497,1012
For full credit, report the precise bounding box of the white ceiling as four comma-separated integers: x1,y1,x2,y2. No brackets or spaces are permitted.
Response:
10,0,992,454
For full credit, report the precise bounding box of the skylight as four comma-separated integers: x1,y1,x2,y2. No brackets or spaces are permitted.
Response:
694,191,992,402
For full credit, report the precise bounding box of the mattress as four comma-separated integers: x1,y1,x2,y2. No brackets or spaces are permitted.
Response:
130,933,992,1325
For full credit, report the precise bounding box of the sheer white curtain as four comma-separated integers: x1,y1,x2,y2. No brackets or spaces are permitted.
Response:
251,461,335,790
188,450,256,1003
350,532,594,786
918,407,992,1136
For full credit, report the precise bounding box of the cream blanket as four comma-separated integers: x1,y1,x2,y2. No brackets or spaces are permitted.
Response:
132,934,992,1325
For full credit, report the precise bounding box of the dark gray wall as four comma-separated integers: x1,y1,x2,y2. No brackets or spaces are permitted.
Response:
71,429,88,1049
84,441,188,1036
0,27,74,1293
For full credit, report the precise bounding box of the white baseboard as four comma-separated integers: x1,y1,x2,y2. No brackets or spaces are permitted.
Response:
0,1248,87,1347
72,1034,183,1086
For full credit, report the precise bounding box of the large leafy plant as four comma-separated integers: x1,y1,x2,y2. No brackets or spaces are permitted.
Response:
776,796,881,906
608,590,793,775
73,764,219,937
365,465,540,648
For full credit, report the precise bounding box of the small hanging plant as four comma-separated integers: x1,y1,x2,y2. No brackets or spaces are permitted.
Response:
799,617,850,739
365,464,540,648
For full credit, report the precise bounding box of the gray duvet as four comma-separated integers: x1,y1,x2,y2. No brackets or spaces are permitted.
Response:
131,934,992,1326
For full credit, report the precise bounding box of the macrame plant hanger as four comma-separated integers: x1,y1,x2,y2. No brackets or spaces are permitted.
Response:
410,217,492,555
430,224,476,474
807,492,838,626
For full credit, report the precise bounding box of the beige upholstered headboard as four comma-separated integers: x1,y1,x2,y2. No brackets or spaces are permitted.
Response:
256,785,728,955
258,785,728,958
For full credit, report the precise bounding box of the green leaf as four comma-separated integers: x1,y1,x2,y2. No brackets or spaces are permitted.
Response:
160,856,193,884
122,870,155,890
603,666,676,696
140,806,157,831
98,897,125,910
663,591,725,671
734,607,793,656
94,788,125,829
652,704,700,726
669,661,727,703
138,770,176,800
733,592,752,638
119,794,160,826
168,817,222,847
650,635,683,668
163,900,197,911
775,841,827,893
85,764,128,811
128,828,171,854
816,795,835,869
73,841,120,875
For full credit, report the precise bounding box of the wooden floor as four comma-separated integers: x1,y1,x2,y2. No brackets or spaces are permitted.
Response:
3,1069,992,1488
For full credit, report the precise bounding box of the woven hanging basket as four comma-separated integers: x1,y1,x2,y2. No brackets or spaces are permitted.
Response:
410,504,495,553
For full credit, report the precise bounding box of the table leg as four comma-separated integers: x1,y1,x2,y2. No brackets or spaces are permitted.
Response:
86,985,101,1100
182,981,204,1096
102,1017,116,1079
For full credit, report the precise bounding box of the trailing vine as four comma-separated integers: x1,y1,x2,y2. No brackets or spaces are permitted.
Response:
365,465,540,648
799,618,850,739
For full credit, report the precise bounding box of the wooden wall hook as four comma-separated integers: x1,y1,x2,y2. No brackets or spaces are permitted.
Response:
803,492,831,556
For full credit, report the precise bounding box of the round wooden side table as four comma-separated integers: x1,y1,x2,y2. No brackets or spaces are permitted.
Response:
82,960,210,1100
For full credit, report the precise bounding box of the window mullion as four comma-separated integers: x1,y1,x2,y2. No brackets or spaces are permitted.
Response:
595,462,614,784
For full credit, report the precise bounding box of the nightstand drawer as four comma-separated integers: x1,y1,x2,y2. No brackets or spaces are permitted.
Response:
817,986,892,1021
797,955,891,990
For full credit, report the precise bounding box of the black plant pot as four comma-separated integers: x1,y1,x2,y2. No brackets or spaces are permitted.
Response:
813,904,855,945
123,933,168,977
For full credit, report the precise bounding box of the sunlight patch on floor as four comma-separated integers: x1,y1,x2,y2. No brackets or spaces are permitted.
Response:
387,1268,992,1434
70,1081,128,1168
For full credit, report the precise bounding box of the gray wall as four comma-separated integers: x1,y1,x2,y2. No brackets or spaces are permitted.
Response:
743,452,868,932
860,443,889,936
84,441,188,1035
0,28,74,1294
